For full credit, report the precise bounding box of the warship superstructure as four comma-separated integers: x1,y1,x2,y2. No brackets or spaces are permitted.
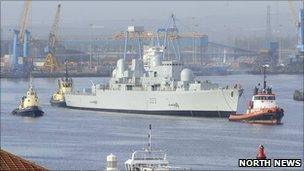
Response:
65,19,242,117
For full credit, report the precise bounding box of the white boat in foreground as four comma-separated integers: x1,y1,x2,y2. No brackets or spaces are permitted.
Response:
125,124,169,171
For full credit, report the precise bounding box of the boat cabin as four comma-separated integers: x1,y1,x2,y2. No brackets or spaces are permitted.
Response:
250,94,277,110
125,150,169,171
247,65,279,112
58,77,73,92
249,84,277,110
19,86,39,109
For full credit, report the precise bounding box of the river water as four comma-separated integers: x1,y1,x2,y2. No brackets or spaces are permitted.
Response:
1,74,303,170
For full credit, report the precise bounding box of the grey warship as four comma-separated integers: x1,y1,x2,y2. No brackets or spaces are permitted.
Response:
65,16,243,117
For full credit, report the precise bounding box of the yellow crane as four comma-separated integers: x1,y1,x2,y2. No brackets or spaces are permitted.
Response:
288,0,301,29
18,0,31,43
112,31,203,40
112,31,157,40
43,4,61,72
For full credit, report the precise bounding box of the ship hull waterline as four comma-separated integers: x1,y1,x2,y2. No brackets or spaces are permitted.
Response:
229,109,284,125
50,98,67,107
11,106,44,117
65,89,240,118
67,106,233,118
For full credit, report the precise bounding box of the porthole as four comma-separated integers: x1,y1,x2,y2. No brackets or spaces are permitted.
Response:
154,72,157,77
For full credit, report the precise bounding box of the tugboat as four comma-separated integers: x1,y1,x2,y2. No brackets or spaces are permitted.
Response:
229,65,284,124
12,75,44,117
125,124,169,171
50,60,73,107
293,89,304,101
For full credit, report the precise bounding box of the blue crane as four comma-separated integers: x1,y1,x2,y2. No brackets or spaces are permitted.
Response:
297,3,304,54
11,0,31,73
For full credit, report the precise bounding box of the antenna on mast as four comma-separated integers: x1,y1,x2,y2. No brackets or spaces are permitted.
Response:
262,65,269,90
65,59,68,80
147,124,152,152
29,71,33,89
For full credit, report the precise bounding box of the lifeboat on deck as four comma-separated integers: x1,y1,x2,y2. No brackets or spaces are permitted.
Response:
229,65,284,125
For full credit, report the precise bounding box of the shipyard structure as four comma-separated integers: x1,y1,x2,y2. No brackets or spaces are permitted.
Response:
1,2,303,77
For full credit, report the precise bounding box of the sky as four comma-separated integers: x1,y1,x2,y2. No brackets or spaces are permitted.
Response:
1,1,301,41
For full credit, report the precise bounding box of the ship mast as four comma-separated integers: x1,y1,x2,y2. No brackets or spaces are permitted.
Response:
147,124,152,152
262,65,268,90
29,72,33,89
65,59,68,81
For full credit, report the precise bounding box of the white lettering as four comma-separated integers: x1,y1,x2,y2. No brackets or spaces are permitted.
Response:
239,160,246,167
274,159,302,167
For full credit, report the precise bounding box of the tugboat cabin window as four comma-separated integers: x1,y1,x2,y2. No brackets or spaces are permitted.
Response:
126,85,132,90
268,96,275,100
254,96,275,100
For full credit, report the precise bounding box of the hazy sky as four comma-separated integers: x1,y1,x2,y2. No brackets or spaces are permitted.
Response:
1,1,301,41
1,1,298,24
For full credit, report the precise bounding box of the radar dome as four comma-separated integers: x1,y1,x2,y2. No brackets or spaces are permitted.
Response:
181,68,194,82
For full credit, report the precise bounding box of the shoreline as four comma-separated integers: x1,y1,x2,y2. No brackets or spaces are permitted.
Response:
1,72,303,79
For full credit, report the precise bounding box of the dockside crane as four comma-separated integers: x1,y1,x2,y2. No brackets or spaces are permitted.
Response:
288,0,299,28
298,1,304,55
288,0,304,56
18,0,31,44
11,0,31,73
43,4,61,72
157,14,181,60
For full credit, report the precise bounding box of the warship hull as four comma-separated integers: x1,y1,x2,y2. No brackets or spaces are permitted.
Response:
65,89,240,117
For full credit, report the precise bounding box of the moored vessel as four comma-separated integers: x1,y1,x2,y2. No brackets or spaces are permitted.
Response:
229,65,284,124
50,60,73,107
12,76,44,117
293,89,304,101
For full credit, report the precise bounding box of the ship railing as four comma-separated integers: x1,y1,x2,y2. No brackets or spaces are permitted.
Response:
167,166,191,171
253,106,279,112
131,150,167,161
97,84,110,90
71,91,92,95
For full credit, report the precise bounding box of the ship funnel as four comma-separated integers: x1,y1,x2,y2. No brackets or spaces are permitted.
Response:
117,59,125,78
151,54,162,67
131,58,144,78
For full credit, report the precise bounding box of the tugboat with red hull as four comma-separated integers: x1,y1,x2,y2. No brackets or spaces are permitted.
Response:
229,65,284,124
